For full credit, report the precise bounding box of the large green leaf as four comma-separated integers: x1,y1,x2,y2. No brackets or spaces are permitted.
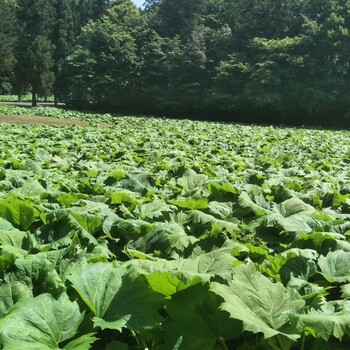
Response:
35,210,78,249
134,199,174,220
207,182,237,201
129,222,198,256
172,197,209,210
29,249,88,281
233,191,269,218
143,271,199,297
176,169,208,190
65,333,98,350
68,262,166,331
0,217,28,248
69,262,125,315
0,293,85,349
254,213,318,244
279,255,318,287
293,232,340,254
120,172,154,194
318,250,350,283
0,275,32,317
110,190,139,207
187,210,239,234
0,196,38,230
341,283,350,299
37,210,113,258
163,284,242,349
208,201,233,219
274,198,315,217
102,215,153,240
210,265,304,340
70,211,104,235
14,255,65,297
126,247,237,283
11,180,46,197
289,301,350,340
251,198,320,243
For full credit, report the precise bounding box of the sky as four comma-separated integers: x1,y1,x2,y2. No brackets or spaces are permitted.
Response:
132,0,144,8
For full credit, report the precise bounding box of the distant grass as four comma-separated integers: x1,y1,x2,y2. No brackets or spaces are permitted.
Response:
0,113,92,127
0,95,54,102
0,105,114,126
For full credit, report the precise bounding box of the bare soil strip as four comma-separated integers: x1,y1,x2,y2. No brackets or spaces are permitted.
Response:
0,114,111,127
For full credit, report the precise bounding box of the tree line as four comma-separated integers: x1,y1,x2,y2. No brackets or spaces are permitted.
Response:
1,0,350,126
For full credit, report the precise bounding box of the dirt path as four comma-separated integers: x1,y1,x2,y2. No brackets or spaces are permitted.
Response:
0,114,91,127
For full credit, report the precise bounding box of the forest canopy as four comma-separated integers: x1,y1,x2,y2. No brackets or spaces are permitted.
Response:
1,0,350,126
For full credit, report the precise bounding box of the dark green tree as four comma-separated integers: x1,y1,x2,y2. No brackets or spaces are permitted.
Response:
0,0,17,94
60,0,350,126
66,0,140,108
91,0,110,19
52,0,75,104
72,0,111,35
14,0,56,105
150,0,206,39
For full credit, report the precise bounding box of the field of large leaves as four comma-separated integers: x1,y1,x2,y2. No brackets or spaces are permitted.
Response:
0,106,350,349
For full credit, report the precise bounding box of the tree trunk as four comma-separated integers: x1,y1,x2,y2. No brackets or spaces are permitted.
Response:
32,91,37,107
54,95,58,107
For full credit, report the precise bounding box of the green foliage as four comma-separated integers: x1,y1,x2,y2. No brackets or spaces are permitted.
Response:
70,263,166,332
48,0,349,124
0,0,17,94
290,301,350,341
212,265,305,341
0,106,349,348
0,196,38,230
14,0,57,103
0,293,89,349
2,0,350,124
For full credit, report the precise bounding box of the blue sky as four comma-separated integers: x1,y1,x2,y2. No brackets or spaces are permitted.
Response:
132,0,144,8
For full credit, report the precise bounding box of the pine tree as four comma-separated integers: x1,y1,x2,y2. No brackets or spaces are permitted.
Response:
72,0,110,35
14,0,56,105
0,0,17,94
91,0,110,20
52,0,75,104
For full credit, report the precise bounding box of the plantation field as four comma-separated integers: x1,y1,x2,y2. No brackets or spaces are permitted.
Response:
0,106,350,349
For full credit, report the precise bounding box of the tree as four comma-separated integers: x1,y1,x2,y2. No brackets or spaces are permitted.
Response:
14,0,56,105
59,0,350,126
91,0,110,19
52,0,75,104
150,0,206,39
0,0,17,94
72,0,111,35
212,0,350,126
221,0,305,48
66,0,140,108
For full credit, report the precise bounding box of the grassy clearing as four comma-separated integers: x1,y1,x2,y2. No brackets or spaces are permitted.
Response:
0,94,54,102
0,104,114,127
0,113,92,126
